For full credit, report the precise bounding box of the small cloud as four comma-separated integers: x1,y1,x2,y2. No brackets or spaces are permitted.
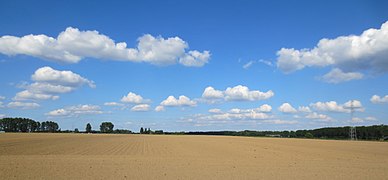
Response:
243,60,255,69
321,68,363,84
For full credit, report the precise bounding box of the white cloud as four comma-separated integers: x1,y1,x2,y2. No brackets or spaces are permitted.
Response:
131,104,150,112
277,21,388,74
224,85,274,101
31,66,95,87
0,27,211,67
278,103,297,113
13,66,94,101
202,86,224,99
370,95,388,104
0,114,5,118
262,120,298,125
104,102,124,106
298,106,311,113
194,105,273,122
7,101,40,109
351,116,378,123
243,60,255,69
154,105,165,112
305,112,331,120
179,50,211,67
121,92,148,104
321,68,363,83
160,95,196,107
201,85,274,102
0,96,5,100
46,104,103,117
258,59,273,67
14,90,59,101
208,108,223,114
310,100,363,113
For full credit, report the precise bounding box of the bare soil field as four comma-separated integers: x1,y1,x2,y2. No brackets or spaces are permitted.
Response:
0,133,387,179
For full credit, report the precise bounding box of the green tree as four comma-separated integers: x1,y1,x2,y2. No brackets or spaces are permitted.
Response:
74,128,79,133
86,123,92,133
305,132,314,138
140,127,144,134
100,122,114,133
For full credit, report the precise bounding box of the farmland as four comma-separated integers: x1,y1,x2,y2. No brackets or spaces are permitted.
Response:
0,133,387,179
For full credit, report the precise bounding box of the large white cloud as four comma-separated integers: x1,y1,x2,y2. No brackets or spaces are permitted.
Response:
0,27,211,67
370,95,388,104
46,104,103,117
13,66,94,101
201,85,274,102
276,21,388,81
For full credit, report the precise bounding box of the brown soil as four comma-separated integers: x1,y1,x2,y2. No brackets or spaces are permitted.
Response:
0,133,387,179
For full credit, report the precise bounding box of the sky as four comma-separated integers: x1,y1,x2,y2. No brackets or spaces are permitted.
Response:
0,0,388,132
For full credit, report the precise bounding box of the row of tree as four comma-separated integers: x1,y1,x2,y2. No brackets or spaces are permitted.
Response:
0,118,59,132
181,125,388,140
1,117,387,140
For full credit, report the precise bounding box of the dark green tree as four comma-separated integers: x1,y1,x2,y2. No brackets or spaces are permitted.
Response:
74,128,79,133
140,127,144,134
86,123,92,133
100,122,114,133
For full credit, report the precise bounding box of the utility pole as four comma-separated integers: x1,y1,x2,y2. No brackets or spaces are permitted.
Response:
349,100,357,140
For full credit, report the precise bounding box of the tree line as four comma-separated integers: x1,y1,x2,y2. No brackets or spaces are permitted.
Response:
0,117,59,132
1,117,387,140
180,125,388,140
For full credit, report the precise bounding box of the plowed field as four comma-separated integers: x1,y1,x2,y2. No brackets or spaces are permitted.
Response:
0,133,387,179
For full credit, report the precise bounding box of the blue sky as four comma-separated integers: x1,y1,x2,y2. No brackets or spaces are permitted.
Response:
0,0,387,131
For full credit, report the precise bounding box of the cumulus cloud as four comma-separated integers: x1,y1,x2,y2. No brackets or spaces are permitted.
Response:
278,103,297,113
305,112,332,121
321,68,363,83
201,85,274,102
202,86,224,99
225,85,274,101
310,100,363,113
0,27,211,67
120,92,148,104
160,95,196,107
276,21,388,83
46,104,103,117
370,95,388,104
7,101,40,109
13,66,94,101
298,106,311,113
131,104,150,112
